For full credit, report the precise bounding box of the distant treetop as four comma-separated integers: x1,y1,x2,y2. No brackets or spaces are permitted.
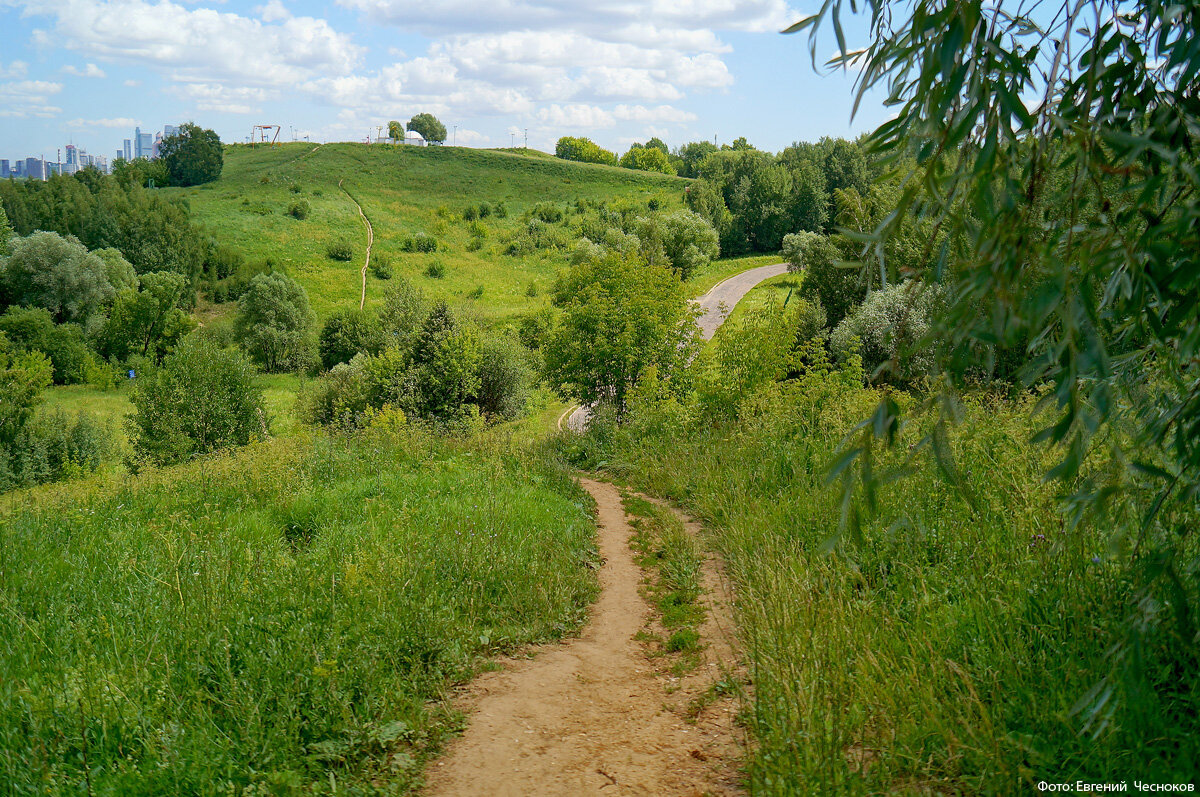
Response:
407,113,447,144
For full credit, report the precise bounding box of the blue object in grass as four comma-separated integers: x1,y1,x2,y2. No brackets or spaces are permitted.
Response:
128,369,136,380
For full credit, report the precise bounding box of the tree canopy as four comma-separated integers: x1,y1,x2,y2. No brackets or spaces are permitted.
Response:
546,251,700,412
157,122,223,187
407,113,447,144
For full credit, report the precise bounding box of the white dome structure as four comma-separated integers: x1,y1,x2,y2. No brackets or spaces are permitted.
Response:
404,130,427,146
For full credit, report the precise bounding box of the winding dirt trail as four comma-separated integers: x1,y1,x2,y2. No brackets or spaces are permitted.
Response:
338,179,373,310
425,479,744,796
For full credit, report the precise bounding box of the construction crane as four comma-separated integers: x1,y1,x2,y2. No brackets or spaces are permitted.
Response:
250,125,281,146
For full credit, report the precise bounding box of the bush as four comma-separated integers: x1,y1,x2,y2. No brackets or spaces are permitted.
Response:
518,308,554,350
298,355,374,429
463,205,478,222
494,202,508,219
287,200,310,220
319,307,383,370
425,261,446,279
129,334,267,467
829,280,940,384
370,254,392,279
555,136,619,166
327,239,353,261
477,333,532,420
0,409,113,491
379,278,427,350
530,202,564,224
0,307,106,385
478,202,492,218
401,233,438,253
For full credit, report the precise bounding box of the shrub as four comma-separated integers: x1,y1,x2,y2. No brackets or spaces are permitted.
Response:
518,308,554,350
235,272,315,373
0,409,113,491
287,200,310,220
465,238,484,252
425,261,446,279
477,333,532,420
379,278,428,349
370,254,393,280
129,334,267,468
298,355,374,429
463,205,478,221
478,202,492,218
525,281,539,298
467,285,484,299
829,280,940,384
555,136,618,166
327,239,353,261
0,307,104,385
319,307,383,370
401,234,438,253
494,201,508,218
530,202,564,224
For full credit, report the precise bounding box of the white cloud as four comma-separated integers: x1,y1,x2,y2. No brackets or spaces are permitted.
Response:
536,104,616,129
612,104,698,124
123,79,141,87
0,80,63,118
0,61,29,79
61,62,106,78
14,0,362,87
67,116,140,128
173,82,276,114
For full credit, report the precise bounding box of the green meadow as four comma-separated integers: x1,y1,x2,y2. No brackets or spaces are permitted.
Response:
170,143,690,322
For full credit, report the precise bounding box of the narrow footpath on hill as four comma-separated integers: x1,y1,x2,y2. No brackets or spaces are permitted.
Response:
425,479,744,796
565,262,790,432
427,263,787,795
338,179,373,310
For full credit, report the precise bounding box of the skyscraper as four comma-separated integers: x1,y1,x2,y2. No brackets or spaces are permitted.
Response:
134,127,153,159
25,157,45,180
0,159,8,177
123,139,132,161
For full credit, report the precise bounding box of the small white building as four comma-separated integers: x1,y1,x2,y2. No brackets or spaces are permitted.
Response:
404,130,427,147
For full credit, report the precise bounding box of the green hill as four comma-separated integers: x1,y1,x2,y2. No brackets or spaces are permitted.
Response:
170,143,690,321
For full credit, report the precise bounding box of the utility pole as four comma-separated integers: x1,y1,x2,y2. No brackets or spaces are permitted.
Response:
452,124,457,146
510,132,515,147
524,128,528,149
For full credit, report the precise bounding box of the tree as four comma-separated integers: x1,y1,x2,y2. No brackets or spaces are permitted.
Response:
555,136,618,166
0,332,51,447
0,231,114,324
0,307,100,385
93,247,139,293
0,205,11,254
411,301,480,419
407,113,447,144
545,251,700,412
378,277,427,351
319,307,383,370
98,271,194,362
387,120,404,141
636,210,720,281
157,122,223,187
792,0,1200,722
129,334,266,467
235,272,314,372
620,145,675,175
678,141,718,178
784,231,860,327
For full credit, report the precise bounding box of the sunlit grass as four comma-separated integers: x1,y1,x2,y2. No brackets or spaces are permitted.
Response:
0,429,598,793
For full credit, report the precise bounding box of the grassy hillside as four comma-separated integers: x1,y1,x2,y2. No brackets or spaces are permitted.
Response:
172,143,690,321
0,429,597,793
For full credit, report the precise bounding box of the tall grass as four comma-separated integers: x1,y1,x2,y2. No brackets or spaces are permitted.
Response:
561,359,1199,791
0,429,597,793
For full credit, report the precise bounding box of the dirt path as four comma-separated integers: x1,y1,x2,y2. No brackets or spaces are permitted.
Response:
338,179,373,310
564,262,790,432
425,479,744,796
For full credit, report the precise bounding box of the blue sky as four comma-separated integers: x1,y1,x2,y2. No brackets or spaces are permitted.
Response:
0,0,889,163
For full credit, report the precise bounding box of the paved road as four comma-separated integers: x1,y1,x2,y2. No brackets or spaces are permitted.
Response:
565,262,790,432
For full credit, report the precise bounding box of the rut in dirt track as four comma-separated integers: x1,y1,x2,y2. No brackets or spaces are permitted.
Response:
425,478,744,796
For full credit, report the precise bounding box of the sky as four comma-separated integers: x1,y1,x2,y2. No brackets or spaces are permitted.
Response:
0,0,889,162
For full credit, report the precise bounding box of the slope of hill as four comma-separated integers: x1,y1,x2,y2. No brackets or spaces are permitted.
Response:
170,143,690,321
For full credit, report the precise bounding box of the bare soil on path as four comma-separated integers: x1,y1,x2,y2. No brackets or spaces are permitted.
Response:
338,179,374,310
424,479,744,796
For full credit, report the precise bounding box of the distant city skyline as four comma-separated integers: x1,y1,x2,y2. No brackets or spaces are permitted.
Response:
0,1,889,160
1,122,183,179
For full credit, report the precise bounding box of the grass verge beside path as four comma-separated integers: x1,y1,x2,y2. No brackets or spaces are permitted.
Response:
691,254,783,297
557,375,1200,791
0,429,598,794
